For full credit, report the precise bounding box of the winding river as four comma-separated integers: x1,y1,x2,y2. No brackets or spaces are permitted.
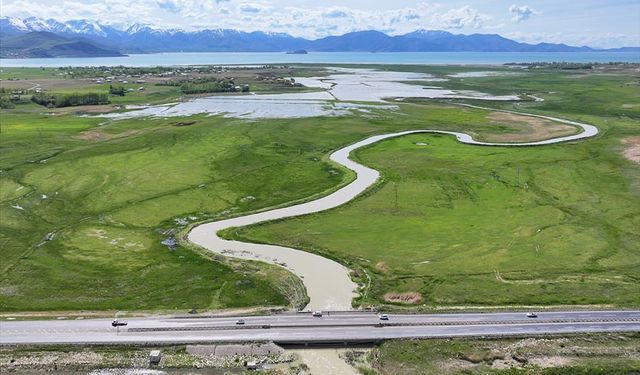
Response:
188,107,598,311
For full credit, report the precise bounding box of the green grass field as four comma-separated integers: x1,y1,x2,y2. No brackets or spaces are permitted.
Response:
364,333,640,375
1,64,638,312
232,130,640,307
227,66,640,309
1,97,561,311
0,66,324,108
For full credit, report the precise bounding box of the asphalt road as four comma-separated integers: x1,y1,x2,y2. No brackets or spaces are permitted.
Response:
2,310,638,345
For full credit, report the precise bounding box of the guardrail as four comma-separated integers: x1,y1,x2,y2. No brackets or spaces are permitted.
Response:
127,318,640,333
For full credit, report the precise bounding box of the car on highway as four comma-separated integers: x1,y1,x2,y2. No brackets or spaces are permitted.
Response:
379,313,389,320
111,319,128,327
312,311,323,317
526,312,538,318
235,319,245,325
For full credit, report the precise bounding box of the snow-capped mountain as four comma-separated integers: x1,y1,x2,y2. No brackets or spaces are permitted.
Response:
2,16,636,55
1,16,108,36
0,16,29,33
65,20,107,37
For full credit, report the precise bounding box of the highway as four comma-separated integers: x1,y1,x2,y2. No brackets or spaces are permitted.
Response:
1,310,638,345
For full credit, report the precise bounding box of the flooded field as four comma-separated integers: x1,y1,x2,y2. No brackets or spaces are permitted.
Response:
98,68,519,120
100,91,396,120
306,68,519,102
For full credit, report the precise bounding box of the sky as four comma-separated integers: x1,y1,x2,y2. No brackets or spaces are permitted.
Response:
1,0,639,48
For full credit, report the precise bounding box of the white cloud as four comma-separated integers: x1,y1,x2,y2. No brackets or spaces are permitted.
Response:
440,6,490,29
239,3,268,14
323,8,351,19
509,4,539,22
156,0,181,13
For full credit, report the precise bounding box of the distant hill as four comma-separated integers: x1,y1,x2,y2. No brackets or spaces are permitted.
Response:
1,16,638,55
0,31,124,58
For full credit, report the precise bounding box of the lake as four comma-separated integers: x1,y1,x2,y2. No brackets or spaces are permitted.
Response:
1,51,638,67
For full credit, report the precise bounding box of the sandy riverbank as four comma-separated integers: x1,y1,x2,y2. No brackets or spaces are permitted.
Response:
188,109,598,310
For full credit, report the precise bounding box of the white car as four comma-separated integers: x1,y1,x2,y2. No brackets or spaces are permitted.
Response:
526,312,538,318
235,319,245,325
379,314,389,320
312,311,323,317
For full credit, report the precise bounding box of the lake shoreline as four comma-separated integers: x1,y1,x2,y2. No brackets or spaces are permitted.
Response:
1,51,638,67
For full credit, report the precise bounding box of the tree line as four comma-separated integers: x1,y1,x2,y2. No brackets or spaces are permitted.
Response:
180,80,245,94
158,77,249,94
31,92,110,108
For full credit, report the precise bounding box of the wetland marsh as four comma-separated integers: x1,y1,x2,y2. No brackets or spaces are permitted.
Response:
1,63,638,313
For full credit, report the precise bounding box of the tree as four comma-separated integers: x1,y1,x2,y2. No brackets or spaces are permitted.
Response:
109,85,126,96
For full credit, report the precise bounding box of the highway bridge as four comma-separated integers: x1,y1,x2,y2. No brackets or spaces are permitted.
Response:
1,310,639,345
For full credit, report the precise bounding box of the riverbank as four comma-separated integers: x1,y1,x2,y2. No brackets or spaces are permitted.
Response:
0,343,296,373
3,333,638,374
189,108,597,310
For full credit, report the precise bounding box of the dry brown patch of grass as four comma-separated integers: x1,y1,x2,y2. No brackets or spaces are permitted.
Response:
76,129,143,142
529,356,575,368
375,261,389,273
383,292,422,304
76,130,112,141
49,105,116,115
484,112,577,142
622,137,640,164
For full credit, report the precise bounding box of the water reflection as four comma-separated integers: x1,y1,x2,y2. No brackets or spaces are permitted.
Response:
97,68,518,121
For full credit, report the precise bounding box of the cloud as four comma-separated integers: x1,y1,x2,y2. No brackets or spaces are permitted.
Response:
440,6,490,29
509,4,539,22
323,8,351,19
0,1,489,35
239,3,266,14
157,0,181,13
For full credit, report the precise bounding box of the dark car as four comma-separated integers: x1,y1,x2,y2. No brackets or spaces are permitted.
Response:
111,319,128,327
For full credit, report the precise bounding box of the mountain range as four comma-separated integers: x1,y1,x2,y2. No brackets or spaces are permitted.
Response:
0,32,123,58
1,16,638,58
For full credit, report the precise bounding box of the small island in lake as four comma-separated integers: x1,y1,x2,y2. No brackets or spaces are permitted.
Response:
286,49,308,54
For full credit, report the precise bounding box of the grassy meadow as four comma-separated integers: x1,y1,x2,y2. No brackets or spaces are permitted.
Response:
232,131,640,307
0,93,566,311
364,333,640,375
1,64,638,312
227,65,640,309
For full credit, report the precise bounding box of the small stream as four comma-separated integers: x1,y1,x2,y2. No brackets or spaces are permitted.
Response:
188,107,598,310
